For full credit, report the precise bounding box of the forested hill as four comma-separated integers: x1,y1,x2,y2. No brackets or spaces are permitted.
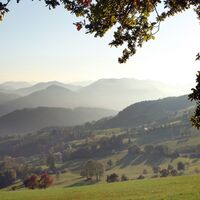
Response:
100,95,195,128
0,107,117,135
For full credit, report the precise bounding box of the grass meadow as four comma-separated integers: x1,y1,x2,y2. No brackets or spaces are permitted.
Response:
1,175,200,200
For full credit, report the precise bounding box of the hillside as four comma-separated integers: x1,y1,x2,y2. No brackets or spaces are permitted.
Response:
1,176,200,200
0,86,82,117
101,95,195,128
0,92,20,105
0,107,117,135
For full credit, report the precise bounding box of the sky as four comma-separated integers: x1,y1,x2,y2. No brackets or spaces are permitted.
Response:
0,1,200,86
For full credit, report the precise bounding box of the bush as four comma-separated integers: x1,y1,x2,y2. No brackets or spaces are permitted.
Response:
106,173,119,183
137,174,145,180
121,174,129,181
143,169,148,175
144,145,154,154
128,145,141,156
160,169,169,177
171,169,178,176
24,173,53,189
177,162,185,171
167,164,174,171
23,174,38,189
152,166,160,174
38,173,53,189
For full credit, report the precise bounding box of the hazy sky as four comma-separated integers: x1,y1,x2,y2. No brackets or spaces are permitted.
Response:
0,1,199,85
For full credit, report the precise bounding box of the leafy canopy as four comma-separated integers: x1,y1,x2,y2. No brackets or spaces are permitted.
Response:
1,0,200,63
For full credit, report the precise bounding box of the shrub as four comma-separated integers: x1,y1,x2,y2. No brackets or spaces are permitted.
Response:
171,169,178,176
160,169,169,177
24,173,53,189
143,169,148,175
167,164,174,171
38,173,53,189
106,173,119,183
177,162,185,171
121,174,129,181
23,174,38,189
152,166,160,174
137,174,145,180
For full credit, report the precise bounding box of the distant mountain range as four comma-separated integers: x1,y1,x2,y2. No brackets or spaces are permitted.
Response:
15,81,82,96
0,79,191,117
0,92,20,105
0,81,32,90
0,107,117,135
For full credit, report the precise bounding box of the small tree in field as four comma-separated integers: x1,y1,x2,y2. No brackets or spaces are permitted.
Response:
106,173,119,183
24,173,53,189
177,162,185,171
23,174,38,189
38,173,53,189
80,160,104,181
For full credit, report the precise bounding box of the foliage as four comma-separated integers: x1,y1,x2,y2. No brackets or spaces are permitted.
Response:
121,174,129,181
137,174,145,179
38,172,53,188
1,0,199,64
46,153,56,170
80,160,104,181
23,173,53,189
189,66,200,129
128,144,141,155
152,165,160,174
23,174,38,189
0,169,16,188
177,161,185,171
160,169,169,177
106,173,119,183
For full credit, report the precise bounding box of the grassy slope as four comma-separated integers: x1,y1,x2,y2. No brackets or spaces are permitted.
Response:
1,175,200,200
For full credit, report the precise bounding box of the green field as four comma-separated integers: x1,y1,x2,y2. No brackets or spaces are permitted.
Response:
1,175,200,200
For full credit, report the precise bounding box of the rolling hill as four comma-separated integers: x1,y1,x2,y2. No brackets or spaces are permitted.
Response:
100,95,195,128
0,85,81,116
0,92,20,105
0,106,117,135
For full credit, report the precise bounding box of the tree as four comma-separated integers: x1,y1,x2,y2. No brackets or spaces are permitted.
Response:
23,173,53,189
189,68,200,129
38,173,53,188
80,160,104,181
46,153,55,170
160,169,169,177
106,173,119,183
121,174,129,181
144,145,154,154
152,165,160,174
23,174,38,189
107,159,113,169
0,169,16,188
1,0,200,127
128,144,141,155
1,1,199,63
177,161,185,171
